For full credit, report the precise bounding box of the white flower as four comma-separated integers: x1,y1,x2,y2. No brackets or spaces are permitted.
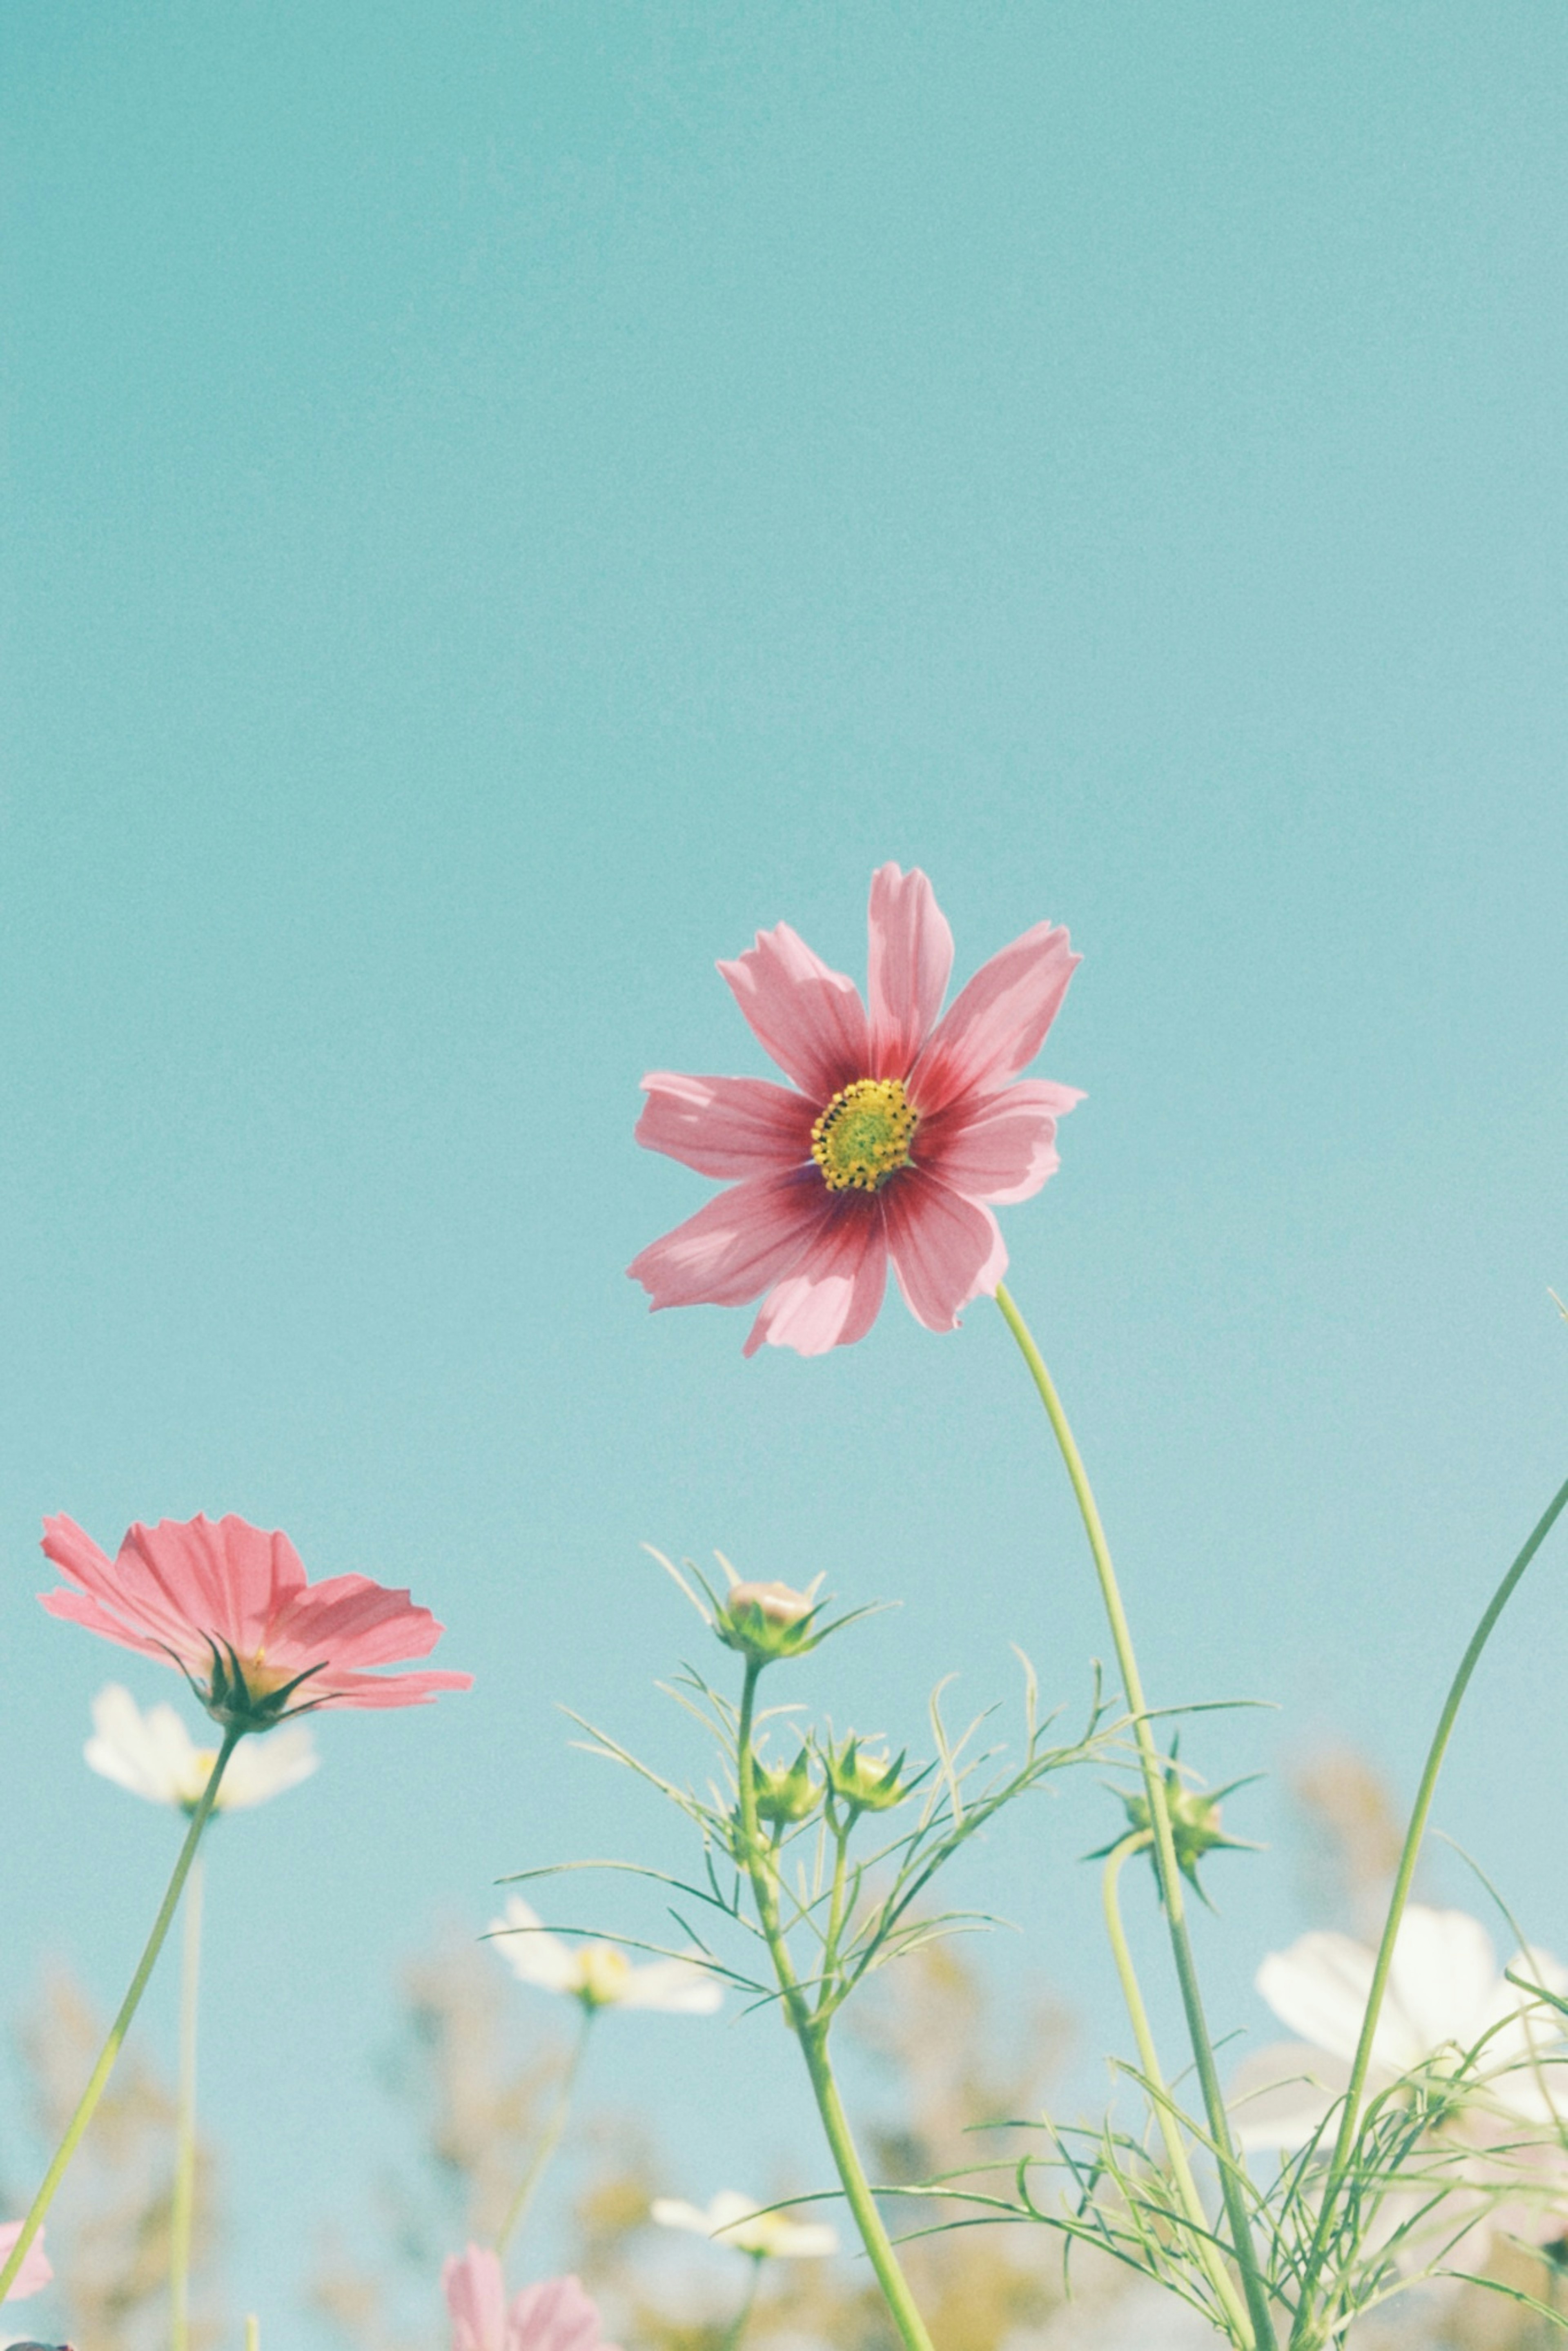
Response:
1233,1904,1568,2151
650,2191,838,2259
85,1682,319,1814
488,1896,722,2014
1232,1905,1568,2275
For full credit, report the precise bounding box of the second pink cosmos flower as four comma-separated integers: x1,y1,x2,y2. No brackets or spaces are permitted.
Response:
629,864,1081,1355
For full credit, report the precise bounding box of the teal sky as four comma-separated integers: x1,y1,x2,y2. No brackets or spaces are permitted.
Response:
4,3,1568,2336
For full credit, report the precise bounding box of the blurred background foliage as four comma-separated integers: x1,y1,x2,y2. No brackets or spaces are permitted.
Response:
9,1744,1566,2349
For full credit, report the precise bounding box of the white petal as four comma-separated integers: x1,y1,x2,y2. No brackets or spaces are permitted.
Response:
215,1723,319,1810
1256,1933,1385,2065
1229,2042,1348,2152
85,1685,194,1808
650,2198,713,2236
1387,1907,1501,2052
613,1957,724,2015
488,1897,583,1995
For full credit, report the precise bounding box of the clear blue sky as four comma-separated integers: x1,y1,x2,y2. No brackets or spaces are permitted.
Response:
4,3,1568,2337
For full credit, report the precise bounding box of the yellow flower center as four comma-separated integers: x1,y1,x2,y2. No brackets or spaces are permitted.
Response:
810,1078,917,1193
578,1945,633,2006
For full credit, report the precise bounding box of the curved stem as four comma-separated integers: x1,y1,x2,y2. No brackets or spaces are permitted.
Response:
995,1282,1273,2351
170,1852,205,2351
1292,1467,1568,2346
737,1665,935,2351
1102,1836,1252,2340
494,2003,595,2257
720,2252,764,2351
0,1725,242,2304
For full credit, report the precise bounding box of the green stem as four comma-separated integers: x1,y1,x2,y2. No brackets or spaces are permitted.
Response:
245,2317,260,2351
719,2252,764,2351
736,1665,935,2351
0,1725,242,2305
1102,1836,1252,2340
995,1281,1273,2351
170,1852,205,2351
1292,1467,1568,2347
494,2003,594,2256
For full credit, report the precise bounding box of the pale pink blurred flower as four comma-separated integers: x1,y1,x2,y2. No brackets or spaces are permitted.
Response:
40,1513,472,1731
86,1684,319,1813
0,2219,51,2300
629,863,1081,1355
442,2247,619,2351
490,1897,722,2015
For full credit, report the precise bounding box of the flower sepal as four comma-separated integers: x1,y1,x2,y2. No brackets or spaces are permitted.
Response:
823,1734,909,1817
1090,1758,1262,1908
751,1745,823,1825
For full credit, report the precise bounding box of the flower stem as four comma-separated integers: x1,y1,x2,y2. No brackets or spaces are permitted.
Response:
736,1665,935,2351
1102,1835,1252,2341
0,1724,242,2305
170,1852,205,2351
994,1282,1274,2351
494,2003,594,2257
720,2252,764,2351
1291,1466,1568,2347
245,2316,260,2351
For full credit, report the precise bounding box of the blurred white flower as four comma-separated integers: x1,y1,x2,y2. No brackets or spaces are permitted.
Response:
1233,1903,1568,2277
1232,1903,1568,2151
489,1896,722,2015
651,2191,838,2259
86,1682,318,1814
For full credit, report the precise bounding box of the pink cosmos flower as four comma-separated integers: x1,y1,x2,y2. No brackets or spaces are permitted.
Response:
629,864,1081,1354
39,1513,472,1730
0,2219,51,2302
442,2247,619,2351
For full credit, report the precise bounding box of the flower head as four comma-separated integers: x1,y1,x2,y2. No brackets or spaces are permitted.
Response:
442,2248,618,2351
86,1684,319,1814
40,1513,471,1732
0,2220,51,2303
651,2191,839,2260
629,864,1081,1354
489,1897,722,2015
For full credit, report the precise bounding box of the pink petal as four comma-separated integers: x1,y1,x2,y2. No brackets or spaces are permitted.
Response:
882,1174,1007,1332
268,1574,444,1667
717,922,870,1102
635,1072,814,1179
507,2274,617,2351
120,1516,305,1656
0,2217,52,2302
444,2242,508,2351
628,1171,827,1310
744,1200,889,1356
38,1583,191,1664
866,864,953,1079
909,922,1078,1115
918,1079,1083,1206
308,1665,474,1709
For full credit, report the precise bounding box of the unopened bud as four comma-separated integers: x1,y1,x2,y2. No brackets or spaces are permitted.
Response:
717,1579,818,1665
825,1735,908,1815
752,1746,822,1825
